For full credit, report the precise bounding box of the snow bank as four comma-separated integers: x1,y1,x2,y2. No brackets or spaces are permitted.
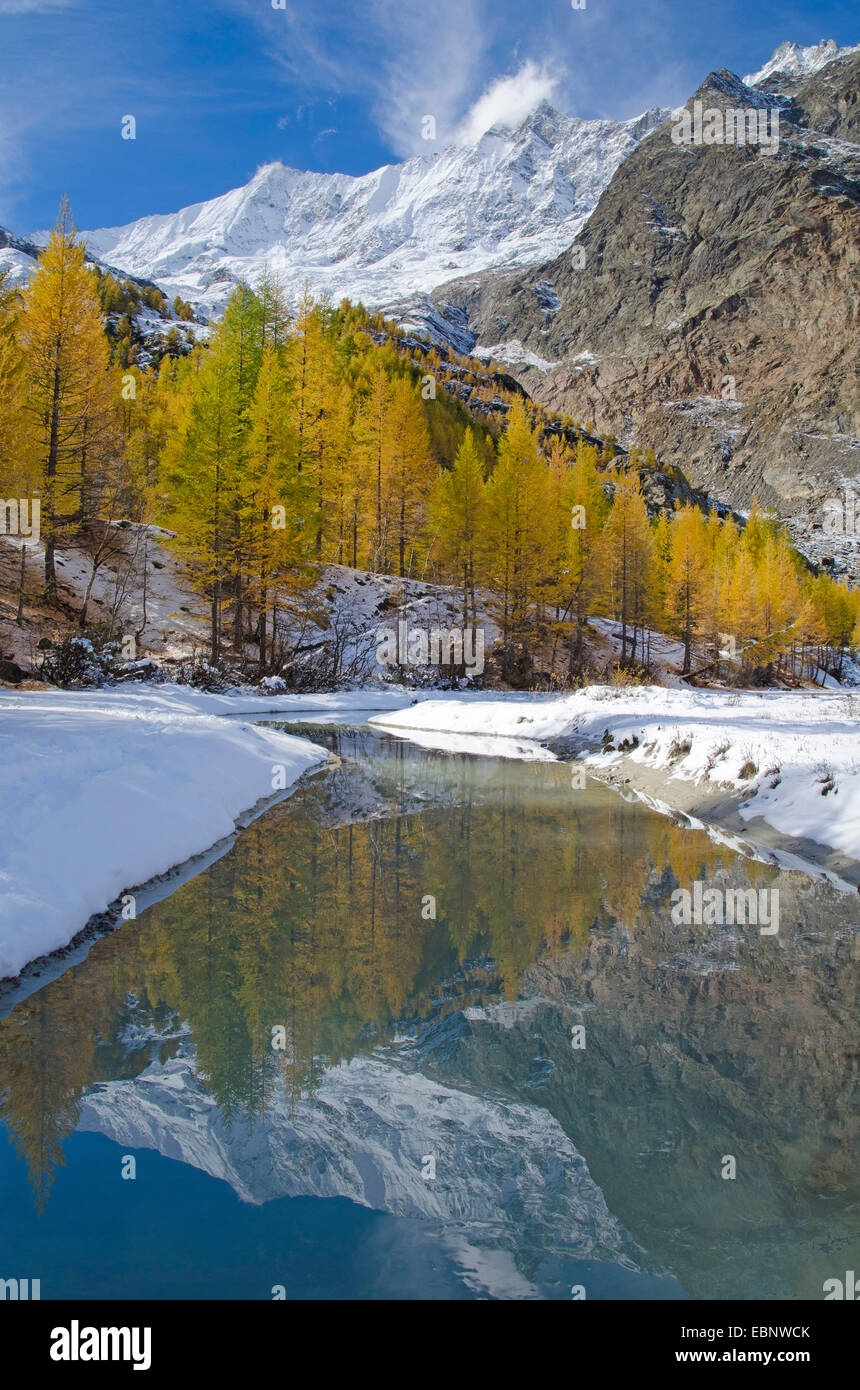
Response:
6,679,859,980
0,687,337,980
370,686,860,862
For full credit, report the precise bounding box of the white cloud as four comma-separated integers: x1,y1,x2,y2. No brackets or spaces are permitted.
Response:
223,0,491,157
359,0,490,156
454,61,558,144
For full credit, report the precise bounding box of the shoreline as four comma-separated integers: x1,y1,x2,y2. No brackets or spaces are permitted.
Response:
370,685,860,888
0,757,335,1017
581,755,860,892
0,686,336,988
5,680,860,1001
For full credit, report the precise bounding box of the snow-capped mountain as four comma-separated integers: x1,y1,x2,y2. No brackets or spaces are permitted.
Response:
13,39,856,326
78,1041,657,1300
744,37,859,87
0,245,34,288
76,103,671,318
0,225,42,291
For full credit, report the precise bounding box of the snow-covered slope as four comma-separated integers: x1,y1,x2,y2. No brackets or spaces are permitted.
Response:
75,103,671,318
13,42,852,324
0,246,35,288
744,38,860,87
78,1043,655,1299
0,687,329,980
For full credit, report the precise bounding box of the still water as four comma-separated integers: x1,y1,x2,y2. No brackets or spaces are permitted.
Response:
1,723,857,1300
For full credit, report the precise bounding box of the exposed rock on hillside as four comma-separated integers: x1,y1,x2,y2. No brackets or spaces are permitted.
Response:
432,55,859,558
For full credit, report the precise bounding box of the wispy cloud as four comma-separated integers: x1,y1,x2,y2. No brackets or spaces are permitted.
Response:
0,99,54,221
223,0,496,154
454,61,558,143
364,0,489,153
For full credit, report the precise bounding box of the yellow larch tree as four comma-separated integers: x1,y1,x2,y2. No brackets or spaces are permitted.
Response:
483,399,554,678
16,200,114,597
665,503,709,673
379,373,435,578
428,426,486,624
602,465,655,666
564,439,608,674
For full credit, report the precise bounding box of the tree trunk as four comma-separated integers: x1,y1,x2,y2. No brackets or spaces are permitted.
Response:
79,560,99,627
16,544,26,626
399,495,405,577
233,565,243,655
44,359,62,599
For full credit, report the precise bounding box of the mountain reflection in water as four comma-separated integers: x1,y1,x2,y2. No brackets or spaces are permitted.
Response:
0,726,857,1300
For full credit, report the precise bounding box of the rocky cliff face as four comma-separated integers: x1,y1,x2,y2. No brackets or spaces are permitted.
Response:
435,52,859,560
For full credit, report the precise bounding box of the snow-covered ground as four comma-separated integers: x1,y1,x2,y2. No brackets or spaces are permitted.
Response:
0,527,209,668
0,531,496,683
370,686,860,865
585,617,689,684
5,677,860,983
472,339,558,373
0,686,351,981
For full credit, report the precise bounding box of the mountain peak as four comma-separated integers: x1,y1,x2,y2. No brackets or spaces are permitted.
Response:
74,98,669,319
519,98,563,126
473,98,565,147
743,38,859,88
504,100,569,145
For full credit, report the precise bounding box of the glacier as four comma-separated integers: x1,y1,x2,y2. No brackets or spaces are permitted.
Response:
74,103,672,318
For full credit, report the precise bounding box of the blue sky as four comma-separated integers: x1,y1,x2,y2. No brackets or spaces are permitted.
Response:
0,0,856,234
